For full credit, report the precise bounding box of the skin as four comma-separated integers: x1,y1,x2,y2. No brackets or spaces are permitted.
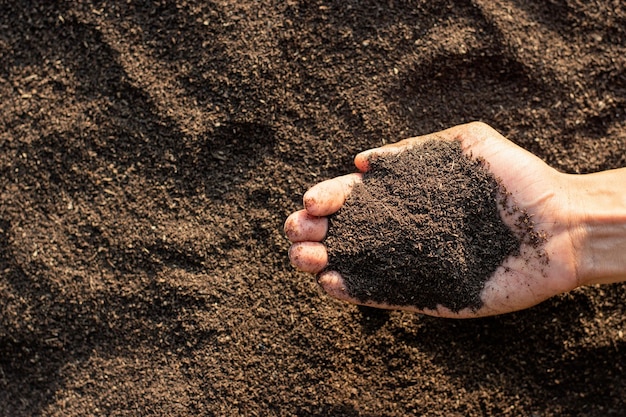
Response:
284,122,626,318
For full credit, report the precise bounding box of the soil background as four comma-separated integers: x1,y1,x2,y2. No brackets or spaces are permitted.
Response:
1,1,625,416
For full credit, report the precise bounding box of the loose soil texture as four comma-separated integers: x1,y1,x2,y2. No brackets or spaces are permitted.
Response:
325,140,520,312
1,1,625,416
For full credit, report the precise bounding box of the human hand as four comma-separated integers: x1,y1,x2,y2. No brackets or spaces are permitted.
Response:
285,122,595,318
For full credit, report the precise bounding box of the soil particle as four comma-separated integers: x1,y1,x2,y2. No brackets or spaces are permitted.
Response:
325,140,520,312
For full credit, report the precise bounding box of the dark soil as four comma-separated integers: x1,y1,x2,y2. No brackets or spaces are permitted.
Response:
325,140,520,312
1,1,625,416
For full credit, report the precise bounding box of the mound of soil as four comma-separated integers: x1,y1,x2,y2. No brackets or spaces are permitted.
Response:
325,140,520,311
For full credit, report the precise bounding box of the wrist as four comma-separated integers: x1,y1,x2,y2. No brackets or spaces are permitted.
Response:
567,169,626,286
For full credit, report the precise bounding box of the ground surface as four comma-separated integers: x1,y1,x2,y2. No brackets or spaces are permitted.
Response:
0,1,625,416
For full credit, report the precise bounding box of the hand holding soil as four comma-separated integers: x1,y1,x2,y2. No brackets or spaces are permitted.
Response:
285,122,626,318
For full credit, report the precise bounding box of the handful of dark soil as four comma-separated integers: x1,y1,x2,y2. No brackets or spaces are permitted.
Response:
324,140,521,312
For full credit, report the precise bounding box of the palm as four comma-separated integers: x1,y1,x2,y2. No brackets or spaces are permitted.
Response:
442,125,578,317
286,123,579,318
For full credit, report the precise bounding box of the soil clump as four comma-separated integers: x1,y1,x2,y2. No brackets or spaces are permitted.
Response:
325,140,520,311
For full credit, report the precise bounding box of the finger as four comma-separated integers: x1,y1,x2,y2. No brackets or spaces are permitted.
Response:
317,270,352,301
284,209,328,243
317,270,482,318
354,124,476,172
288,242,328,273
354,135,442,172
303,173,362,217
317,270,423,313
